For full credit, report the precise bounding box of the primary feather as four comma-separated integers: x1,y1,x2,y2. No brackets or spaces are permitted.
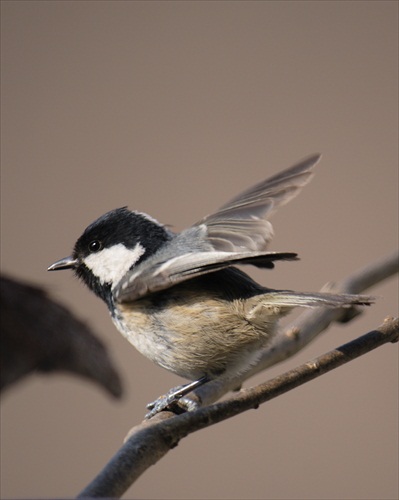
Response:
198,153,320,252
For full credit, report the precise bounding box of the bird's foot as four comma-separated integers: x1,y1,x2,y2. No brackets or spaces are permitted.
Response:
145,377,208,419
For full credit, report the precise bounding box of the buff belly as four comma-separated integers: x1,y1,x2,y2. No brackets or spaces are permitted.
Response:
111,288,278,381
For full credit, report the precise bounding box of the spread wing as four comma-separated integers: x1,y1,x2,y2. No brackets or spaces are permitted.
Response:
196,153,321,252
115,154,321,302
114,250,298,302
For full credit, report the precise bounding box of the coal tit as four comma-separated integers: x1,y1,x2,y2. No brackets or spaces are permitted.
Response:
48,155,372,417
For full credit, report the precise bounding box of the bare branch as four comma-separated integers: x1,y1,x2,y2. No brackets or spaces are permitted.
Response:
78,316,398,498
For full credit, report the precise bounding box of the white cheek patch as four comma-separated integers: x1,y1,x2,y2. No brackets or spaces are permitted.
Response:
84,243,145,286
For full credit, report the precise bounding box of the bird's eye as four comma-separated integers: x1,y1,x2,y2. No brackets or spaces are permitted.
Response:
88,240,102,253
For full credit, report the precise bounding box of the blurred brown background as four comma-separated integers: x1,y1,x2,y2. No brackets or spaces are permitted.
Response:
1,2,398,499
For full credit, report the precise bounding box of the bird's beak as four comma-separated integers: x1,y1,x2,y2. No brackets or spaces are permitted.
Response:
48,256,78,271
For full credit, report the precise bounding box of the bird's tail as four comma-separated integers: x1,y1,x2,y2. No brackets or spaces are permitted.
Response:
263,290,374,309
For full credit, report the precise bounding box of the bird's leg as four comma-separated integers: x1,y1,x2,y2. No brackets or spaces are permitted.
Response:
145,376,209,419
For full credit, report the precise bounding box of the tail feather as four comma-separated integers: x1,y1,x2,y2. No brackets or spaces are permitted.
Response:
264,291,374,309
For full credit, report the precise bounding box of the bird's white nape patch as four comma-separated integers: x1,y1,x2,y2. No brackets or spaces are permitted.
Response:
134,210,163,227
83,243,145,286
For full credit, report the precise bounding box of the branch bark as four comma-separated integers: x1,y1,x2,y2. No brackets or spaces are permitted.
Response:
78,316,398,498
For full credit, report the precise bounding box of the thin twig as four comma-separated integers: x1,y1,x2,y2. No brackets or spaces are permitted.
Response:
78,316,398,498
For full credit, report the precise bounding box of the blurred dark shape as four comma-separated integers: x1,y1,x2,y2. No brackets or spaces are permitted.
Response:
0,274,123,397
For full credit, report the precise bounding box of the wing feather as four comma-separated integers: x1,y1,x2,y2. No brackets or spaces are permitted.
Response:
115,251,298,302
115,155,321,302
198,154,321,252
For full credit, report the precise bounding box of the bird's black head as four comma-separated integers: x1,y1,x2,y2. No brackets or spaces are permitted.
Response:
48,207,173,308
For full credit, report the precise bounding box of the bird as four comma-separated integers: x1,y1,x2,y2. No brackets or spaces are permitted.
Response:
48,154,372,418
